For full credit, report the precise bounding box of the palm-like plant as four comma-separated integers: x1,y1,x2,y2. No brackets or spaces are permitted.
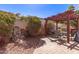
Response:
68,5,75,10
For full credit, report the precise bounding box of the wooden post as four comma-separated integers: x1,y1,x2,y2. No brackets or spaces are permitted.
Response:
77,19,79,31
55,21,59,37
67,20,70,43
45,19,48,35
56,21,58,31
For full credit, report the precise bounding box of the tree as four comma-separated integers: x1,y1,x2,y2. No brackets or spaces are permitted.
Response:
70,10,79,27
75,10,79,14
16,13,20,17
68,5,75,10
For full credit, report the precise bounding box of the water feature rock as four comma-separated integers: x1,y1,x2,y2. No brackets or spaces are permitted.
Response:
74,31,79,43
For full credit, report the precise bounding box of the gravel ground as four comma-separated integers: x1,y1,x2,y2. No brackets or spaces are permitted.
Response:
33,37,79,54
0,19,78,54
0,37,78,54
5,43,35,54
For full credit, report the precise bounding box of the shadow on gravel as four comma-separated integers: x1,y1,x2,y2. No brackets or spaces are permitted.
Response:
47,35,79,51
0,40,7,54
23,36,46,49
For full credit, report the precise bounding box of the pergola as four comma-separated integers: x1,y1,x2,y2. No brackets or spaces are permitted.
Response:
45,10,79,43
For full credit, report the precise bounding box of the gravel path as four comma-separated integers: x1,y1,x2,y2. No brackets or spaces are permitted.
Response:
1,37,79,54
33,37,79,54
5,43,35,54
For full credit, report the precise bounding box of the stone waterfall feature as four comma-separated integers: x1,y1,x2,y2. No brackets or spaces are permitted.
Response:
74,31,79,43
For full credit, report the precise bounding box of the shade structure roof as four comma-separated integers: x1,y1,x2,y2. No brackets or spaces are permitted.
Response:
45,10,79,21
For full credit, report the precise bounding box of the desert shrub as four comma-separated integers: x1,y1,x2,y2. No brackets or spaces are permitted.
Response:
27,16,41,36
47,21,55,34
0,11,16,45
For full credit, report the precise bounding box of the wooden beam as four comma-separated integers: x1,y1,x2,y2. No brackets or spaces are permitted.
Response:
56,21,58,31
67,20,70,43
56,21,58,37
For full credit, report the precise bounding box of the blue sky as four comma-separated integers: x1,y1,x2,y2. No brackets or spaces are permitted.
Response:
0,4,78,18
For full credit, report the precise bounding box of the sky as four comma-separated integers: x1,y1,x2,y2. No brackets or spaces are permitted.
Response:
0,4,78,18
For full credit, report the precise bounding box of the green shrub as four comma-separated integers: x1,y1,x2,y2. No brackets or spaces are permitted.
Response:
0,11,16,44
27,16,41,36
47,21,55,34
